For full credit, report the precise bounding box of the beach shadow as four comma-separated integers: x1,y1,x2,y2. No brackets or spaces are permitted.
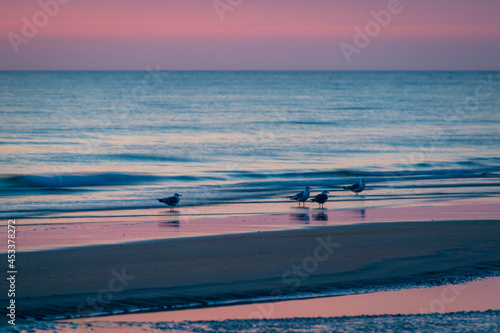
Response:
161,210,181,215
291,206,310,210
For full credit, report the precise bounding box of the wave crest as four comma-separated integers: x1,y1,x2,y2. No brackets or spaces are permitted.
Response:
1,173,160,188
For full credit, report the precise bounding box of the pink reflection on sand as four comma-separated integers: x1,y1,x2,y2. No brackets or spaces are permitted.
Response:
8,200,500,252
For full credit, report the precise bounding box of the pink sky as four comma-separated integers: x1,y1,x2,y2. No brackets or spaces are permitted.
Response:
1,0,500,70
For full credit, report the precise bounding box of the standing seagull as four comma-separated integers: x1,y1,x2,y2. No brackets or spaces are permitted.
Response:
158,193,182,211
311,190,329,208
289,186,312,207
343,179,366,195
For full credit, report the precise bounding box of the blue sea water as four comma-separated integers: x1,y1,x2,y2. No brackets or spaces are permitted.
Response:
0,71,499,218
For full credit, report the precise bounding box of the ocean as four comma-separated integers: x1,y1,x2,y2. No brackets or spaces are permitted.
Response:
1,71,499,219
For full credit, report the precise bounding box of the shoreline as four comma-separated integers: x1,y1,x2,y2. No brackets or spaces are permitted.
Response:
77,276,500,322
4,218,500,321
11,310,500,332
7,199,500,252
67,310,500,333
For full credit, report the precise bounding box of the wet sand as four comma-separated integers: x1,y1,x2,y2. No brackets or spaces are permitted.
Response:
5,218,500,321
9,199,500,252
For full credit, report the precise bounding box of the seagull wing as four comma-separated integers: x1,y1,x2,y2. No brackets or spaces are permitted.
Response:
165,196,180,205
349,183,360,190
291,190,304,200
316,193,328,203
312,193,327,203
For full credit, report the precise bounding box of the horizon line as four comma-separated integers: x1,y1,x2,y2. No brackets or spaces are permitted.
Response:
1,69,499,72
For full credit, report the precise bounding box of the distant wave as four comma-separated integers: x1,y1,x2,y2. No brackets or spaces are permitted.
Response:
457,157,500,166
104,153,196,162
0,172,218,190
333,106,378,110
2,164,498,192
221,166,498,182
0,141,80,145
0,173,161,188
4,166,495,192
252,120,338,126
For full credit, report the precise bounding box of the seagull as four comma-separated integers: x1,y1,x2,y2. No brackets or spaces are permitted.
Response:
311,190,329,208
158,193,182,211
289,186,312,207
343,179,366,195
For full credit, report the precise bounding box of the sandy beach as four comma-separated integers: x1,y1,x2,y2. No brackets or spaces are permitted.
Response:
5,216,499,322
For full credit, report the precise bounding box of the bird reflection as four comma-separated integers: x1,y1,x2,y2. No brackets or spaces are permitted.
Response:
159,220,180,228
291,213,310,224
359,209,366,219
313,212,328,222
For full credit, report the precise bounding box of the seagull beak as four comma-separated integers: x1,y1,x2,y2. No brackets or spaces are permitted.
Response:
179,194,182,196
